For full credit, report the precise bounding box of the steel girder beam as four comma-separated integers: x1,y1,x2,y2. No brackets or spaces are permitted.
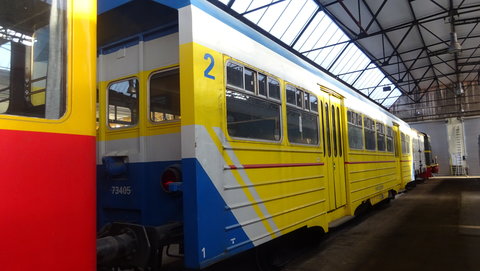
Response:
315,0,416,104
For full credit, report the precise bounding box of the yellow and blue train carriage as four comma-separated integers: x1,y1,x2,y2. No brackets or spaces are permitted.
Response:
95,0,414,269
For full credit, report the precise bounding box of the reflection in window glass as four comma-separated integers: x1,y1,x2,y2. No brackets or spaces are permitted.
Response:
364,117,376,150
244,68,255,93
304,92,310,111
287,108,318,145
226,90,281,141
268,78,280,100
150,69,180,122
0,0,67,119
226,62,243,88
296,89,303,107
108,79,139,128
258,73,267,96
310,95,318,112
286,85,296,105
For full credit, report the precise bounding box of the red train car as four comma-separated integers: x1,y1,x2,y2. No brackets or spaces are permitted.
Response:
0,1,96,270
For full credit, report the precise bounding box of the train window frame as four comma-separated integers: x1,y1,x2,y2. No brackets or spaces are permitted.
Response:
225,60,283,143
386,126,394,153
325,103,332,157
364,116,376,151
347,109,364,150
376,122,386,152
148,67,181,124
0,0,68,120
321,101,326,156
310,95,318,113
406,134,411,154
286,86,319,146
337,106,343,157
107,77,139,129
286,85,296,106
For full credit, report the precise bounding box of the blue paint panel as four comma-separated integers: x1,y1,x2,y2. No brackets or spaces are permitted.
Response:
190,0,405,123
99,0,190,13
182,158,253,269
98,0,133,14
152,0,191,9
97,160,183,229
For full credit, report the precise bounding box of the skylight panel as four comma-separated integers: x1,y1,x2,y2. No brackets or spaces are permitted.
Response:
213,0,403,108
277,1,317,45
353,68,384,90
292,12,329,51
370,78,394,100
254,1,288,32
380,89,402,107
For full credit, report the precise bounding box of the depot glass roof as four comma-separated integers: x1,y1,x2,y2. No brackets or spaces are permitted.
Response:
214,0,402,108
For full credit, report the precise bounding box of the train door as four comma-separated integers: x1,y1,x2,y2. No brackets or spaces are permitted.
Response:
323,94,347,210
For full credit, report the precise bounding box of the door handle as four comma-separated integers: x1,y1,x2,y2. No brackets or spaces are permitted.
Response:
333,162,336,169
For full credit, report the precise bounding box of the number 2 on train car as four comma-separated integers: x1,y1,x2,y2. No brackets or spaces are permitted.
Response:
204,53,216,80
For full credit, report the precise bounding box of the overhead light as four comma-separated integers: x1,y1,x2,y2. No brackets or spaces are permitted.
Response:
455,83,464,95
448,32,462,53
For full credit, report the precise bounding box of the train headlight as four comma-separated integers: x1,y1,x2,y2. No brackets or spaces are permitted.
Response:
161,164,182,193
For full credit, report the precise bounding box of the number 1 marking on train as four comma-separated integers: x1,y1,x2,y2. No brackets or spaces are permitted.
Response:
201,247,206,259
204,53,215,80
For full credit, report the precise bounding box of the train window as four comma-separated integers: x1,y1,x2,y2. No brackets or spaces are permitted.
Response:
406,135,411,154
337,107,343,157
310,95,318,112
296,89,303,108
321,101,326,156
226,62,244,88
376,123,386,151
386,126,394,152
304,93,310,111
364,117,376,150
0,0,67,119
268,78,281,100
149,68,180,122
347,110,363,149
325,103,331,156
108,78,139,128
258,73,267,96
332,105,337,156
286,85,296,105
226,90,281,141
286,108,319,145
244,68,255,93
286,86,319,145
400,133,406,154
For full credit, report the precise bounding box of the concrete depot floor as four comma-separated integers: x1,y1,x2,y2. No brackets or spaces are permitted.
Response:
162,177,480,271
